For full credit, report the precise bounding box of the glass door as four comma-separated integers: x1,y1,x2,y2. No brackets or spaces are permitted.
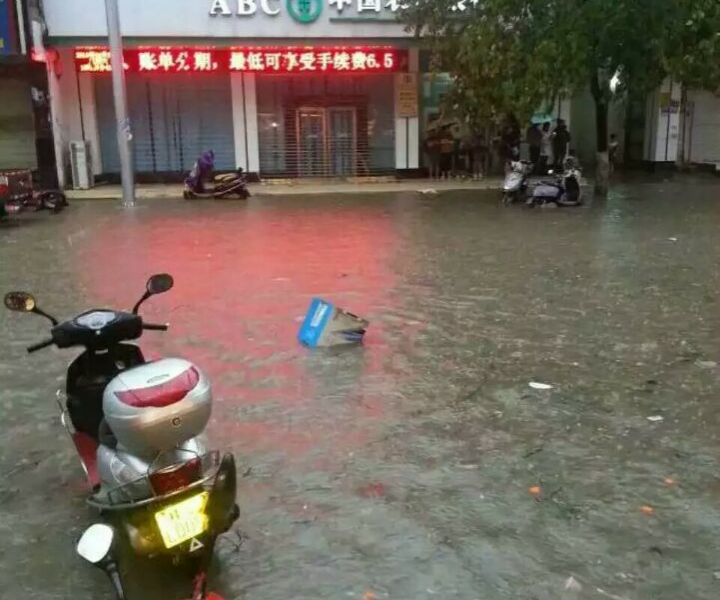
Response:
328,108,356,176
297,108,326,177
296,107,357,177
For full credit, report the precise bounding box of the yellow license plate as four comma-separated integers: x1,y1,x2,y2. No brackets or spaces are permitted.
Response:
154,492,209,549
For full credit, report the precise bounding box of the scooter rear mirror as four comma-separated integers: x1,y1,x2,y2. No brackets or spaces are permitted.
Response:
147,273,174,296
4,291,59,324
4,291,36,313
133,273,174,314
76,523,115,565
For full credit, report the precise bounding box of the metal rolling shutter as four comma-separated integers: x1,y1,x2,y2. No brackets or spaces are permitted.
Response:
173,75,234,171
95,73,234,174
256,74,395,178
688,91,720,165
0,78,37,169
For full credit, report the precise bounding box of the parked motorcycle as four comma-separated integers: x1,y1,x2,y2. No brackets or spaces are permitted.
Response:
501,160,532,204
528,157,584,207
0,171,67,217
183,150,250,200
4,274,238,600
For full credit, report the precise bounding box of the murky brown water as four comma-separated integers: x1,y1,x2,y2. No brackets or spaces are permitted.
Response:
2,176,720,600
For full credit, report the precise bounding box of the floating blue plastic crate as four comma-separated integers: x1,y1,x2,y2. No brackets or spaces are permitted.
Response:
298,298,369,348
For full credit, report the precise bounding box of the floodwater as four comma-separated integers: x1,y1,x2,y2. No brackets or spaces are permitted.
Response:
1,176,720,600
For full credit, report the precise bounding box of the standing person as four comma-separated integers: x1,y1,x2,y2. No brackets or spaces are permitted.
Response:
552,119,571,170
439,127,455,180
464,128,485,180
451,124,463,178
609,133,620,174
501,117,521,163
539,122,552,174
526,123,542,174
424,130,441,180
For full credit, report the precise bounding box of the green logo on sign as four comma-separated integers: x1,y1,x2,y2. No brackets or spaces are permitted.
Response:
287,0,322,23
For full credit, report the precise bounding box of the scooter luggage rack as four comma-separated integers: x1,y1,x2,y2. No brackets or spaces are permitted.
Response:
87,450,222,511
54,391,223,511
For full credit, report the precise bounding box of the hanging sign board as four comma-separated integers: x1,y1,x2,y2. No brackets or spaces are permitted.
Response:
395,73,418,118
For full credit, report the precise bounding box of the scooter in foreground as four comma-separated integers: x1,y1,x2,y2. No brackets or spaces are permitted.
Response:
501,160,532,204
4,275,239,600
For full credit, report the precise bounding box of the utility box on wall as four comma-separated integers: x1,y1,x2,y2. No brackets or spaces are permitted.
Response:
70,141,94,189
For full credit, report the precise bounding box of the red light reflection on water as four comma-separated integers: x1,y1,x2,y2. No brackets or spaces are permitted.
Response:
75,205,404,467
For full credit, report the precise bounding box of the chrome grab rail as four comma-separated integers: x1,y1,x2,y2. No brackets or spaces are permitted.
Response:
88,451,221,511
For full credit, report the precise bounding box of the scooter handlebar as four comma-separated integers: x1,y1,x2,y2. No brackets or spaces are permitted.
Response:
142,322,169,332
27,338,54,353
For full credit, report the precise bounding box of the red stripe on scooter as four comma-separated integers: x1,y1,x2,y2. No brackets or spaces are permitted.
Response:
72,431,100,488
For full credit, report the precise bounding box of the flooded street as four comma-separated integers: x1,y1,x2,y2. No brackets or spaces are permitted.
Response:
1,176,720,600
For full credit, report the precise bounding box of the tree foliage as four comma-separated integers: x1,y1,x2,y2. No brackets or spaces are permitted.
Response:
402,0,720,146
403,0,578,124
663,0,720,90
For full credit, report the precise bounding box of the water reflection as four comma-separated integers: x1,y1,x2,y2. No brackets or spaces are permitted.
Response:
1,179,720,600
76,202,402,470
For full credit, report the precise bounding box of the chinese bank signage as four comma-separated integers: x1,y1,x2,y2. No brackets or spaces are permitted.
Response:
75,47,409,74
42,0,409,38
209,0,405,21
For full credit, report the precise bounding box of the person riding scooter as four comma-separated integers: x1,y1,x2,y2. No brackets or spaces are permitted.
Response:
185,150,216,195
184,150,250,200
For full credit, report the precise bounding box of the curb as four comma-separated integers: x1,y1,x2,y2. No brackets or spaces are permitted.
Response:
64,180,505,201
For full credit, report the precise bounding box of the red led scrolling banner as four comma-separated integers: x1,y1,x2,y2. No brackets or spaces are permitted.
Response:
74,47,408,74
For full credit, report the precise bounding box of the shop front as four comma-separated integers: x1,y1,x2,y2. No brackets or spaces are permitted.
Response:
1,0,52,176
41,0,421,185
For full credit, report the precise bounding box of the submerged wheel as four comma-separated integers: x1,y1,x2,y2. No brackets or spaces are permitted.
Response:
43,191,67,213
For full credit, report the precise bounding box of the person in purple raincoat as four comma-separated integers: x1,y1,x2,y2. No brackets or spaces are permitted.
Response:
185,150,215,194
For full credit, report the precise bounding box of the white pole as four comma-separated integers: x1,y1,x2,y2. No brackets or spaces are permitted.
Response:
15,0,27,54
104,0,135,207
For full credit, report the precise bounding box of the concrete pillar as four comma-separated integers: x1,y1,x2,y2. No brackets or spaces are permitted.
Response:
230,72,260,174
394,47,420,171
78,74,103,175
47,47,86,188
47,61,66,189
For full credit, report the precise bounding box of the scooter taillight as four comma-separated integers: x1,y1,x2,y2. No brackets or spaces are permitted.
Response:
114,366,199,408
150,458,202,495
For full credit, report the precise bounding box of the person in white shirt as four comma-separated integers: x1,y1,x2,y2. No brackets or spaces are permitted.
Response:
539,122,552,174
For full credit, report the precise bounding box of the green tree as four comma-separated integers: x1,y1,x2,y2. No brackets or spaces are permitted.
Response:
402,0,720,194
664,0,720,90
663,0,720,165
